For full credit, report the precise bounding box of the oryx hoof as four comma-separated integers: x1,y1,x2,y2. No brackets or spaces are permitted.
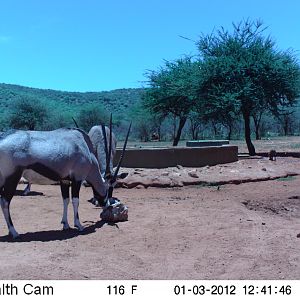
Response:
88,198,98,206
75,223,84,232
9,229,20,240
61,221,70,230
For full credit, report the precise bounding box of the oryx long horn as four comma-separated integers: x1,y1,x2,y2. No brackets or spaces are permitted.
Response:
101,123,109,177
105,113,113,177
72,117,79,128
111,121,132,183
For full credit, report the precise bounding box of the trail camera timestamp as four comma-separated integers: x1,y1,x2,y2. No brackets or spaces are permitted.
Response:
243,285,292,296
174,284,237,296
173,284,292,296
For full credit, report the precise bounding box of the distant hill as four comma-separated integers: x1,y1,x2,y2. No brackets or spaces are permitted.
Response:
0,83,144,127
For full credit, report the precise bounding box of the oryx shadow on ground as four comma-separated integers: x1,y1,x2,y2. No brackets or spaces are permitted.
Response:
14,189,44,196
0,220,120,243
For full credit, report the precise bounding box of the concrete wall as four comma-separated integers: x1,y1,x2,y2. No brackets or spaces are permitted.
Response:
186,140,229,147
114,145,238,168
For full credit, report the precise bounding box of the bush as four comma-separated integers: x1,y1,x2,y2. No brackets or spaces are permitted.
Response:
77,103,109,131
8,97,49,130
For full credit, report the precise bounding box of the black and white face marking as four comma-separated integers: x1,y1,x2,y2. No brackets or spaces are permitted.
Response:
87,118,131,204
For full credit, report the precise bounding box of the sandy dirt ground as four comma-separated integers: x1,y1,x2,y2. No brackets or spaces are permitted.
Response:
1,157,300,280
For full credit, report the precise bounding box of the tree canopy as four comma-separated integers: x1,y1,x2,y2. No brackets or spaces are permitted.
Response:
8,96,49,130
77,103,109,132
197,19,300,154
143,57,201,145
142,20,300,151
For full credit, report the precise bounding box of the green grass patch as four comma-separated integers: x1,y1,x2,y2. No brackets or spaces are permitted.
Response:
276,176,297,182
289,143,300,149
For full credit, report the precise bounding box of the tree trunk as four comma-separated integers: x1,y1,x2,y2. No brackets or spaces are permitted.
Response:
173,117,187,146
190,120,197,140
172,116,177,140
252,116,261,140
227,124,232,140
283,118,289,136
243,113,256,155
212,122,218,137
255,126,260,140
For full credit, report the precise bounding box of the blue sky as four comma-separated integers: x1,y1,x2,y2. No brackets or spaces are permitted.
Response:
0,0,300,92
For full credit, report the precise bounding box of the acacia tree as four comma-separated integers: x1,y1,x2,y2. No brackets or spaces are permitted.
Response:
77,103,108,131
129,103,164,142
197,19,300,155
276,109,296,136
188,111,204,140
9,97,49,130
197,91,239,140
143,57,200,146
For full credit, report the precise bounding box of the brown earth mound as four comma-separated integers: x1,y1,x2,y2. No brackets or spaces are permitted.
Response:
1,157,300,280
118,157,300,188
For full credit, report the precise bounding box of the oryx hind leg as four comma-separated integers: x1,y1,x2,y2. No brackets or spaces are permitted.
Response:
0,169,23,239
60,182,71,230
71,181,84,231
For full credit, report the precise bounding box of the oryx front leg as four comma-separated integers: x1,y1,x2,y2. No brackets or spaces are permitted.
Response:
60,183,70,230
0,197,19,239
71,181,84,231
0,170,22,239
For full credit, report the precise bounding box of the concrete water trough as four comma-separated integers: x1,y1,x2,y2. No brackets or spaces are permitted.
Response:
186,140,229,147
114,145,238,168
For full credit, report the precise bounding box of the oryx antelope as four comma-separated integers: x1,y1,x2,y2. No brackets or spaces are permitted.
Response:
88,120,129,205
20,125,116,196
21,118,127,198
0,125,130,239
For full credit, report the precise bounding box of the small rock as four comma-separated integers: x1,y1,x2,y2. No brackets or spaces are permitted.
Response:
262,222,266,225
161,172,169,176
176,165,184,170
188,171,199,178
288,195,300,199
262,168,267,171
297,233,300,238
135,184,145,189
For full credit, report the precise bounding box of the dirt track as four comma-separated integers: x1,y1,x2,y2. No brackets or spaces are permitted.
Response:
1,158,300,280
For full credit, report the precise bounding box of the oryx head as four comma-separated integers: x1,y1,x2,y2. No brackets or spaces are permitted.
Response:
101,114,131,198
72,115,130,205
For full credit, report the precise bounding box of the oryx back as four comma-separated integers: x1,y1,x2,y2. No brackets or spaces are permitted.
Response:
0,128,97,184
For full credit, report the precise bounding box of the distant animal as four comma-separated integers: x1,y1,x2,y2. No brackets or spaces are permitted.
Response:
0,125,130,239
269,149,277,161
151,132,159,141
